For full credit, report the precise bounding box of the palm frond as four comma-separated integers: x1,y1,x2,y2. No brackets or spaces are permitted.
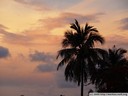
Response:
57,58,69,70
93,48,108,59
65,59,76,81
83,23,99,37
57,48,77,70
92,46,128,92
56,48,77,59
108,46,127,65
70,19,81,33
117,48,127,56
85,33,105,47
89,28,99,32
62,30,82,48
62,31,74,47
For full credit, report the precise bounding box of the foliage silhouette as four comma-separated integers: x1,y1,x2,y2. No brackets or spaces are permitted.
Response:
91,46,128,92
57,19,105,96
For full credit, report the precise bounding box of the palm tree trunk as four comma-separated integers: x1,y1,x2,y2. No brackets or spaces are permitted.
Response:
81,68,84,96
81,59,84,96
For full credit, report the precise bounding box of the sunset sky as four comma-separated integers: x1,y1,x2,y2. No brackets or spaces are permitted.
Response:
0,0,128,96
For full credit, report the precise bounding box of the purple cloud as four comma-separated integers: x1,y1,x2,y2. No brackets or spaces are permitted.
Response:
29,51,54,62
0,46,10,58
29,51,57,73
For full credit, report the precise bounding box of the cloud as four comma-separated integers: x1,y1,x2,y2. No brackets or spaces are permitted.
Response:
39,12,104,31
0,24,62,48
0,31,31,44
20,12,104,47
0,24,8,30
0,46,10,58
29,51,54,62
119,17,128,30
29,50,78,88
0,11,104,46
0,25,32,45
29,50,57,73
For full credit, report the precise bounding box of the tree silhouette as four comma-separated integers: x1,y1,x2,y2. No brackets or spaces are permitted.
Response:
91,46,128,92
57,19,105,96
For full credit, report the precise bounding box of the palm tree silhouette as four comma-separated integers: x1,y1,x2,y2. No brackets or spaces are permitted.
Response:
92,46,128,92
57,19,105,96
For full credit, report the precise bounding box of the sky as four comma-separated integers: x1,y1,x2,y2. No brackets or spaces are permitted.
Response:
0,0,128,96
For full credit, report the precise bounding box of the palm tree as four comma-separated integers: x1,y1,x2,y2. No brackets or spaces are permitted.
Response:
57,19,105,96
92,46,128,92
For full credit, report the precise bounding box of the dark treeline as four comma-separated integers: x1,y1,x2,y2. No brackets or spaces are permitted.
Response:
57,20,128,96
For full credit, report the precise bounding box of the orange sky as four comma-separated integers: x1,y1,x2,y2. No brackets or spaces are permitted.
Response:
0,0,128,96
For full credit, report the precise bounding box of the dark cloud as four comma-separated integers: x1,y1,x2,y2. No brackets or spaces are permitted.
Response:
119,17,128,30
29,51,54,62
0,46,10,58
29,51,57,73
